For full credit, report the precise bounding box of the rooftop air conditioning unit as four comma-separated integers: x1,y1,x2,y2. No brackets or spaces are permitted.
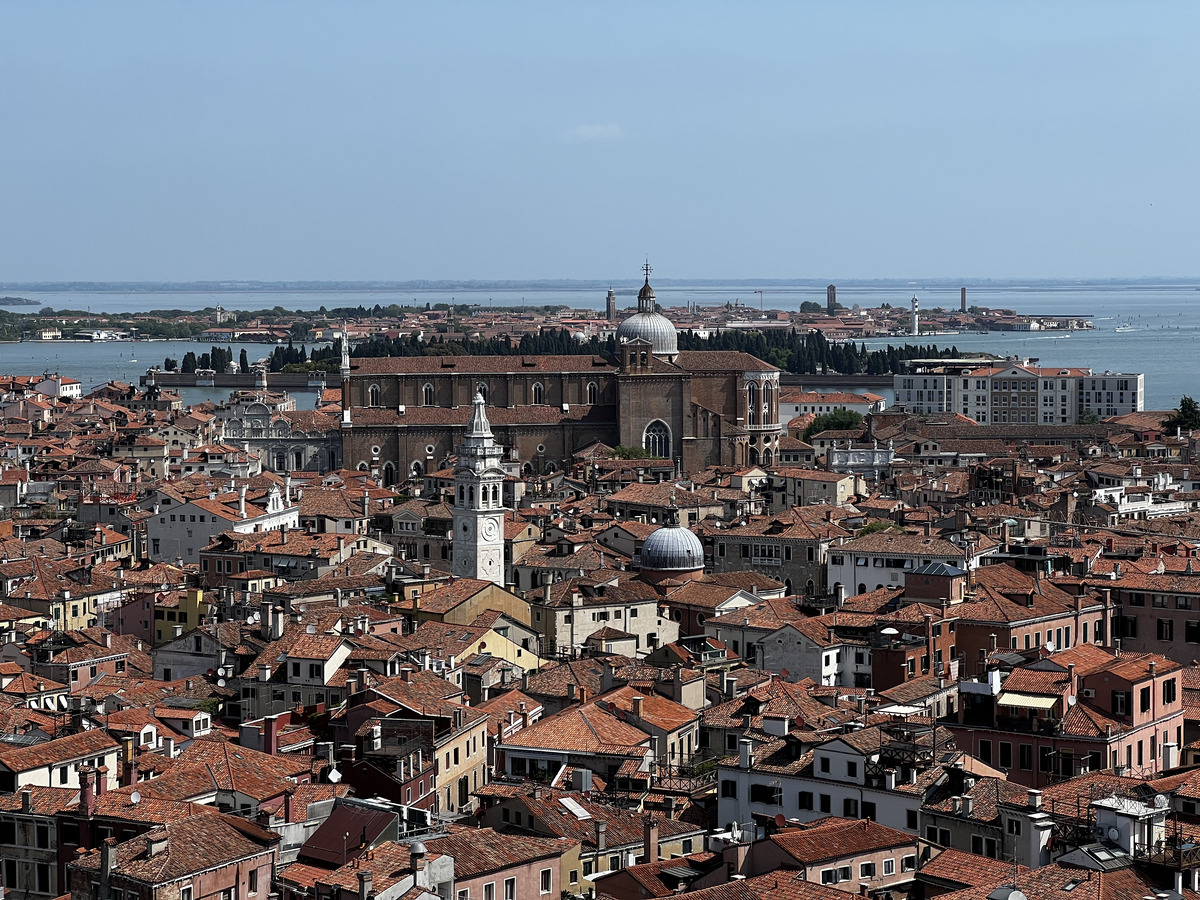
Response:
1082,688,1095,698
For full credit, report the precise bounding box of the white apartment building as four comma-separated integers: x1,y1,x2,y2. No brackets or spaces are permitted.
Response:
147,483,299,562
895,358,1144,424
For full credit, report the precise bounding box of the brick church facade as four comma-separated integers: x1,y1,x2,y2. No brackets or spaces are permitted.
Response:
339,275,782,482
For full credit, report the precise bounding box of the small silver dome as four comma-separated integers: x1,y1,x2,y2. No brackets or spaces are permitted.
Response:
616,312,678,356
640,522,704,572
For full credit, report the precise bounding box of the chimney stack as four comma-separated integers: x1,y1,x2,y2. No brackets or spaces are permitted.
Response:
643,816,659,864
357,871,373,900
595,821,607,852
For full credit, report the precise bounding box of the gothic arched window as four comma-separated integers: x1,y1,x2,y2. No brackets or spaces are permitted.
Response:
747,383,759,426
762,382,772,422
644,420,671,459
368,384,380,407
532,382,544,405
587,382,598,405
477,383,488,400
422,383,434,406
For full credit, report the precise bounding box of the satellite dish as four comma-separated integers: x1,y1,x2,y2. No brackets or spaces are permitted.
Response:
1155,794,1169,809
327,767,342,784
306,624,317,635
299,605,307,613
880,627,899,636
1008,892,1027,900
130,791,141,805
1107,826,1120,842
1068,695,1077,706
217,678,226,687
1044,641,1055,652
774,813,786,828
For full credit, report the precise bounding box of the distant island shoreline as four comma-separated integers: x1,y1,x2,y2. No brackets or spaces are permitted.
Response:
2,277,1200,295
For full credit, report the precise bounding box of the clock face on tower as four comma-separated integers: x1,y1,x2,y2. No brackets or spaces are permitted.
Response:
480,517,500,542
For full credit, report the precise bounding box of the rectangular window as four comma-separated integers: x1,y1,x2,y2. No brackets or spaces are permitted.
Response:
860,862,876,878
1164,679,1178,705
798,791,813,810
720,780,737,798
540,869,551,894
820,794,831,813
999,741,1013,770
883,858,895,876
1141,686,1152,713
749,783,782,805
249,870,258,894
1158,619,1174,642
862,801,876,821
843,798,858,818
505,878,517,899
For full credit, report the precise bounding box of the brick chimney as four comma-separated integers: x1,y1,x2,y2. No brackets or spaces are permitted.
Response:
643,816,659,864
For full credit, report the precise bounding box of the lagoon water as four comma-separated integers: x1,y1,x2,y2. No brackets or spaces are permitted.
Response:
3,280,1199,410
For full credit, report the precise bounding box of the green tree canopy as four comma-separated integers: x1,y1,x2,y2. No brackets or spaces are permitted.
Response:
1163,396,1200,434
802,409,864,441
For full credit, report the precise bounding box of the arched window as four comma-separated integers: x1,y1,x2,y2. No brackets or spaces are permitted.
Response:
368,384,380,407
468,486,475,506
747,383,759,425
477,383,488,400
762,382,773,422
357,462,369,471
491,485,499,505
532,382,544,405
586,382,598,405
748,446,759,465
784,579,793,595
858,583,867,594
293,450,304,470
328,450,338,471
644,420,671,459
383,462,396,487
411,461,424,478
806,579,816,596
522,463,533,475
422,383,434,406
761,448,773,466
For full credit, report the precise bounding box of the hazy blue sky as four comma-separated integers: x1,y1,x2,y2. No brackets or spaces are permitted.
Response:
2,3,1197,281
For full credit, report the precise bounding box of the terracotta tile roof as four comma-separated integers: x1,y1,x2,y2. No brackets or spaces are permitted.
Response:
71,813,278,883
770,817,914,864
596,685,697,732
501,703,649,755
0,729,118,772
918,847,1028,889
424,826,575,877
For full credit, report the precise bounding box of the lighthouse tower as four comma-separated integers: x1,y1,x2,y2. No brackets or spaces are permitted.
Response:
451,393,507,585
910,295,920,337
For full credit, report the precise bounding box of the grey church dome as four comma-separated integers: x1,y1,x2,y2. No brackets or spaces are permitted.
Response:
640,520,704,572
616,274,678,356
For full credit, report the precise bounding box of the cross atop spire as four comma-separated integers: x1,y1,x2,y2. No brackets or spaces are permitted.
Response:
642,259,653,281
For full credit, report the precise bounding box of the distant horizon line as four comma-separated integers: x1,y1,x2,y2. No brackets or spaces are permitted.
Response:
4,276,1200,293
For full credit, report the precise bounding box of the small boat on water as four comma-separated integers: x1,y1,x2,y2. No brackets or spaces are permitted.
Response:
1114,323,1136,332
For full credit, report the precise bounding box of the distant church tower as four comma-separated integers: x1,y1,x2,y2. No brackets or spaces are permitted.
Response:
452,392,506,585
910,296,920,336
340,324,352,427
605,287,618,321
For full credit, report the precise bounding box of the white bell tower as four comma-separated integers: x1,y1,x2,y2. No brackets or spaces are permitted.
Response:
452,392,506,584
